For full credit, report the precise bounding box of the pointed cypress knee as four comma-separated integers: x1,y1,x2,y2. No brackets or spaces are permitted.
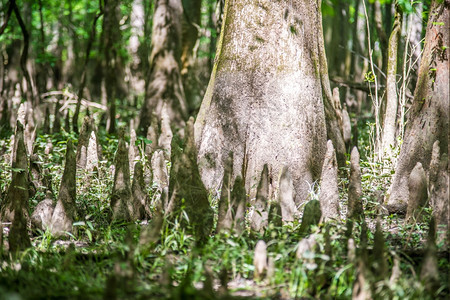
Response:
217,152,234,233
42,106,51,134
319,140,340,222
111,130,134,221
168,117,213,241
85,131,99,172
31,191,54,231
76,116,94,169
1,122,29,221
250,164,270,233
372,220,387,281
278,166,297,223
231,175,247,235
158,104,173,160
299,200,321,235
431,155,448,246
151,149,169,210
4,121,31,252
50,140,78,237
145,125,158,157
268,201,282,228
253,240,268,280
132,161,150,219
348,147,363,220
405,162,428,223
129,128,138,174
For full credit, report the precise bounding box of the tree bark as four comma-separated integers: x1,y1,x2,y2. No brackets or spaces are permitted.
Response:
138,0,188,134
181,0,202,114
11,0,35,104
381,5,401,156
195,0,335,204
386,0,449,213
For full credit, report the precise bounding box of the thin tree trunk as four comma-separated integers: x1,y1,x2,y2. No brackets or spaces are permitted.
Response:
381,5,402,157
11,0,35,104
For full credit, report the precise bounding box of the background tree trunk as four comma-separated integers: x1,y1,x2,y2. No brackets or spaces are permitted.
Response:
195,0,331,204
381,5,401,156
138,0,188,134
386,0,449,213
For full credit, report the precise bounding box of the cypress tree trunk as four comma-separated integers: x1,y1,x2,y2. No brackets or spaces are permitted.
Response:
386,0,449,213
138,0,188,134
195,0,344,204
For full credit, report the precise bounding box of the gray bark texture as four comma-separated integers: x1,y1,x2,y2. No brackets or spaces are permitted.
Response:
347,147,363,220
1,122,29,222
195,0,341,206
430,154,448,245
386,0,449,213
217,152,234,233
139,0,188,132
50,139,77,237
249,164,269,233
31,192,54,231
319,140,340,222
111,133,135,221
2,121,31,252
405,162,428,224
132,161,149,219
278,166,297,222
381,6,401,155
231,175,246,234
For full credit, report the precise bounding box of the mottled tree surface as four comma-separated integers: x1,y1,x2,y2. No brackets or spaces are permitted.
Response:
231,175,246,235
1,122,29,222
217,152,234,233
430,155,448,245
111,133,134,221
405,162,428,223
50,140,77,237
319,140,340,221
250,164,269,233
76,116,94,169
139,0,188,132
277,166,297,222
348,147,363,220
168,118,213,240
3,122,31,252
195,0,338,205
386,0,449,213
132,161,149,219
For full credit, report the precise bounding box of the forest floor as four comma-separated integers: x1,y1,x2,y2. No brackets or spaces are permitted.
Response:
0,121,448,299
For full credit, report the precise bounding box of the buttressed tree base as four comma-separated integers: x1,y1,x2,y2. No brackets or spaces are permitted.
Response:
195,0,342,204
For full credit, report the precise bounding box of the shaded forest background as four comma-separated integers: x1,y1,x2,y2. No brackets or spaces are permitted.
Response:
0,0,448,299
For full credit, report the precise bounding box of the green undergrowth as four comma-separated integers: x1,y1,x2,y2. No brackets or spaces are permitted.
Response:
0,215,448,299
0,119,448,299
